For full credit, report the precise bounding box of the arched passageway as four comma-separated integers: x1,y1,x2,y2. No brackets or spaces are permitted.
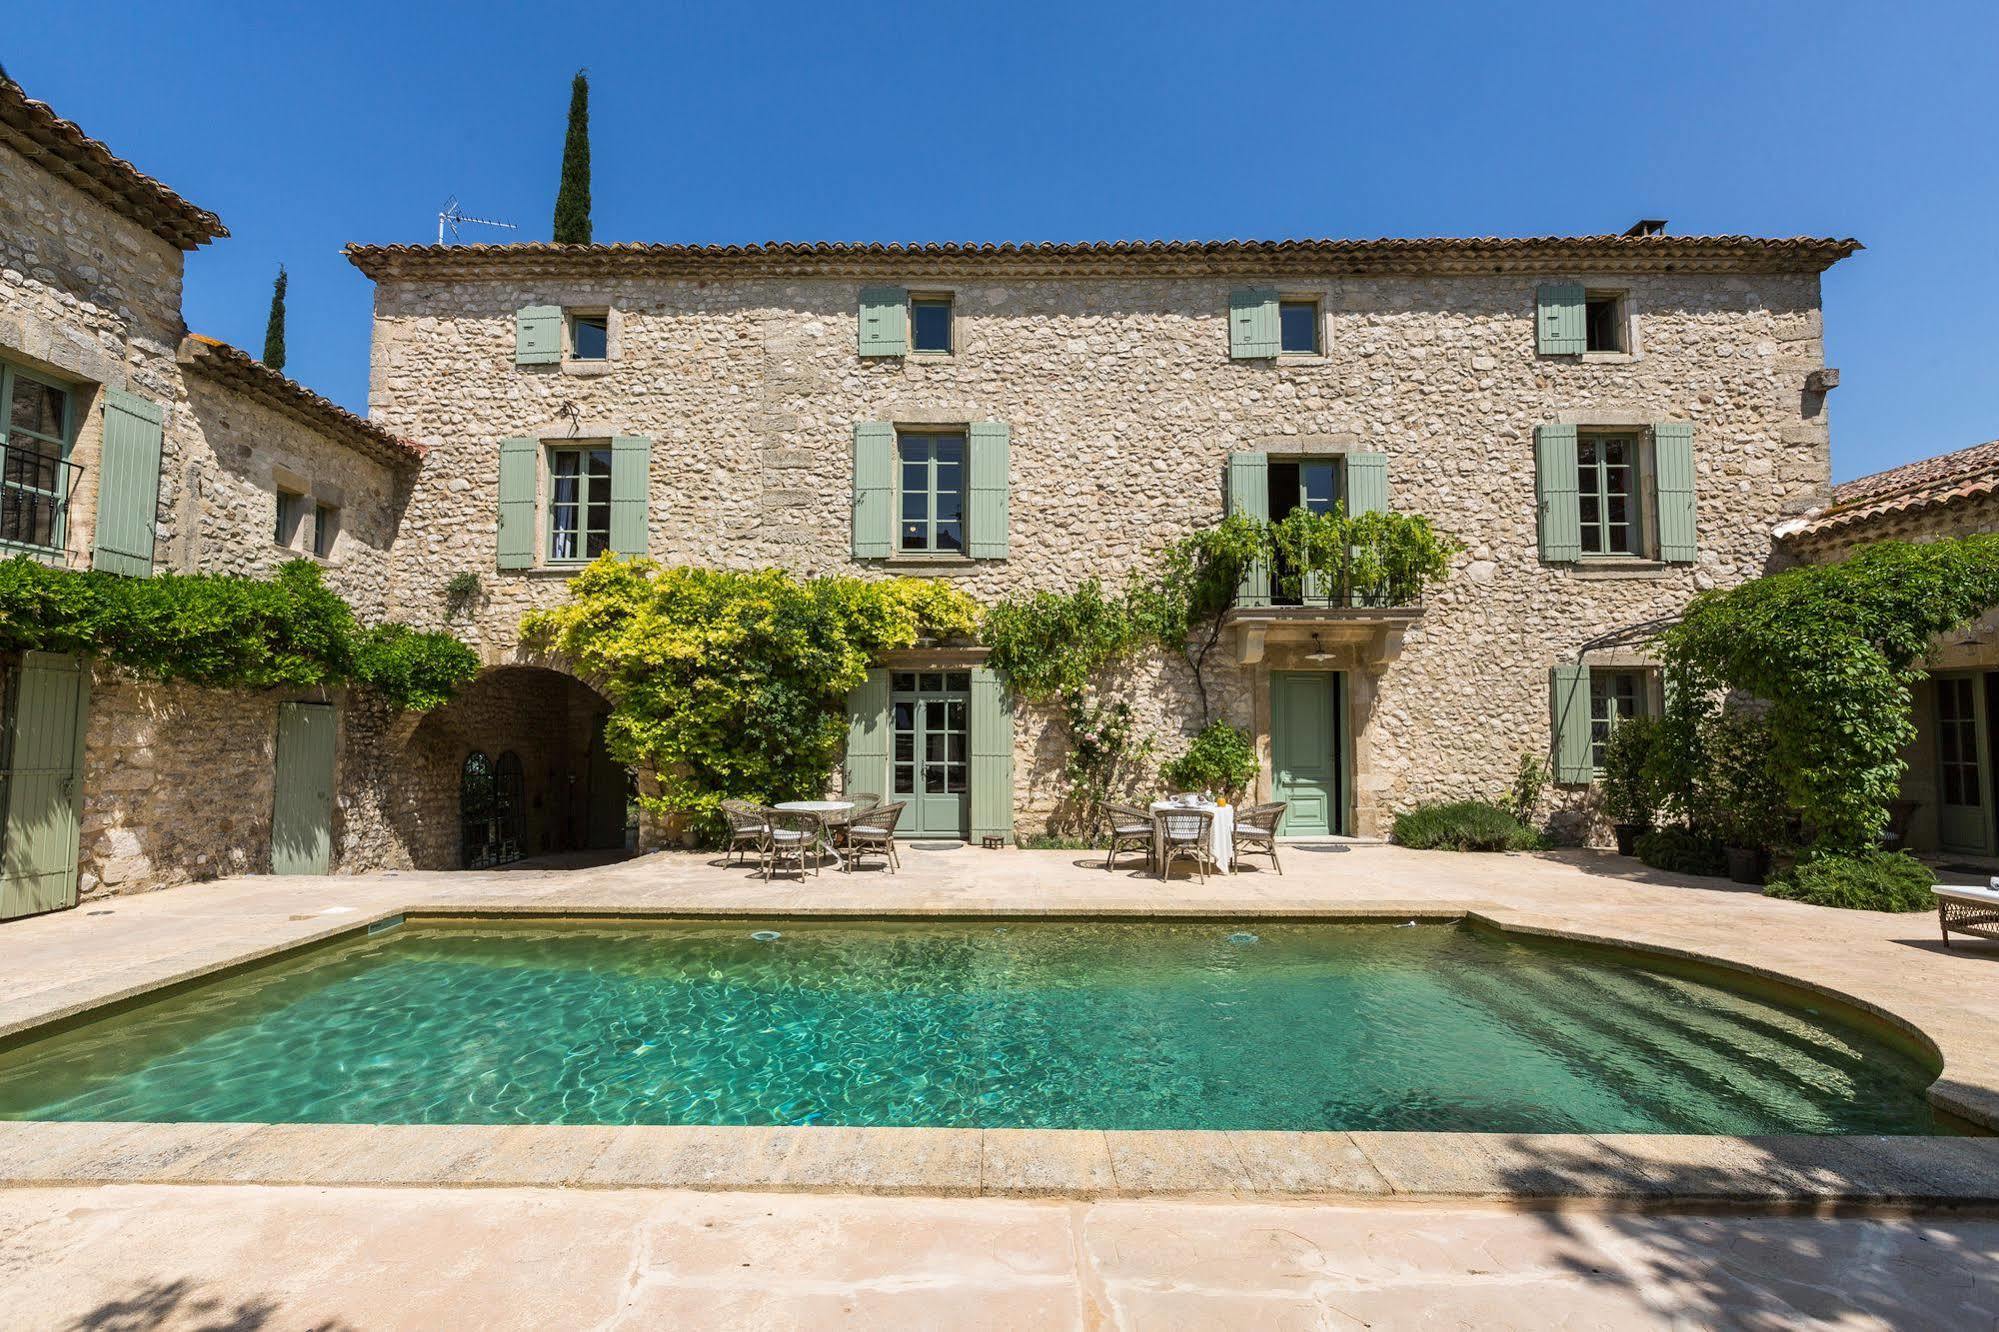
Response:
395,666,631,869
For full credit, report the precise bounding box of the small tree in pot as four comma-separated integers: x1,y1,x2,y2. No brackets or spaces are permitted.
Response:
1695,709,1791,884
1597,715,1661,856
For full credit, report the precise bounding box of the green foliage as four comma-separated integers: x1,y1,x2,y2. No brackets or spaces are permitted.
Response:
262,265,287,372
1694,709,1791,849
522,557,981,830
1268,505,1461,607
1391,800,1543,852
1018,832,1105,850
982,578,1144,700
443,571,481,617
1635,826,1727,878
1663,535,1999,854
552,69,592,244
1159,721,1258,800
1506,751,1548,826
1055,694,1154,838
0,556,475,710
1596,715,1661,826
1764,851,1935,912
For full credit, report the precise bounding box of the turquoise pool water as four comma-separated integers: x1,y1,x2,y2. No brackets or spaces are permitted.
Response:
0,920,1945,1134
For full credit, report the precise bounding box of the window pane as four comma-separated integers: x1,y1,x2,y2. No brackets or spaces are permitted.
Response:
936,521,963,552
922,675,943,695
946,764,967,793
934,487,962,523
571,316,608,360
934,436,963,464
893,700,915,727
9,378,66,440
925,764,947,793
902,438,932,465
1300,461,1338,514
894,733,914,762
1278,301,1318,354
946,672,969,692
894,763,915,793
892,673,916,692
946,699,967,729
902,490,927,521
900,521,927,550
910,299,952,353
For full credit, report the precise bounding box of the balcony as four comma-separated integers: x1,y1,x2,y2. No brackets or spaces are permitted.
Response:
0,443,79,559
1223,549,1429,669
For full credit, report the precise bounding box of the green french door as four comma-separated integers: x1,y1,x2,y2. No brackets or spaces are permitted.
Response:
271,701,335,875
891,670,970,838
0,652,90,919
1936,673,1994,855
1270,671,1346,836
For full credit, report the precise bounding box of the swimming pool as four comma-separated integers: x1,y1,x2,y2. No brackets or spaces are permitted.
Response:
0,919,1946,1134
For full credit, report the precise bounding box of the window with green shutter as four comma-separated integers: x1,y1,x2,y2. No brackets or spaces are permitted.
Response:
1535,423,1698,565
896,432,966,554
0,362,77,556
92,386,165,577
1576,434,1642,557
1229,289,1280,359
1549,662,1593,785
1535,282,1586,355
547,444,613,562
1653,422,1698,563
609,436,651,556
966,422,1009,559
1226,452,1270,606
852,423,894,558
969,664,1013,841
495,436,538,569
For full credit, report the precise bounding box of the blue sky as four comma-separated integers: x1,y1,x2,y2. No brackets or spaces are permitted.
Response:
9,1,1994,481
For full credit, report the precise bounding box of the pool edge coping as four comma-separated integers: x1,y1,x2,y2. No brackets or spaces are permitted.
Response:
4,900,1998,1208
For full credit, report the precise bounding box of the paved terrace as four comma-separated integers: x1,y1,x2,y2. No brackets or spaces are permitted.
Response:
5,845,1999,1326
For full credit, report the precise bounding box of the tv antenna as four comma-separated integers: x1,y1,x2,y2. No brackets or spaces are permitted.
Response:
437,196,517,245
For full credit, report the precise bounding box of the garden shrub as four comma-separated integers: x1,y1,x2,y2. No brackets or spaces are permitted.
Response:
1763,851,1935,912
1634,826,1727,878
1159,721,1259,800
1597,714,1661,827
522,557,981,830
1392,800,1542,852
0,555,475,711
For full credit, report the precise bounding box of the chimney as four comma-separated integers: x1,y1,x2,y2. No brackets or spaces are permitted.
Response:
1624,219,1668,237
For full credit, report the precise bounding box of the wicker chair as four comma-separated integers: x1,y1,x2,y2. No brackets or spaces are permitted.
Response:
761,808,821,880
831,794,882,849
719,799,767,867
1158,808,1217,882
1231,801,1287,875
844,801,905,873
1105,802,1156,872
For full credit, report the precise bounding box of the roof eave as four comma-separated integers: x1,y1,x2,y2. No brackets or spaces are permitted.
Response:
176,336,423,471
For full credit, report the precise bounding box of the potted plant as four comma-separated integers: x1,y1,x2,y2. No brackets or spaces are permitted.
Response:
1696,709,1788,884
1596,715,1660,856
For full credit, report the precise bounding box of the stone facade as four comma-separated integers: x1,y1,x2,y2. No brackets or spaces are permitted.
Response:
358,255,1838,836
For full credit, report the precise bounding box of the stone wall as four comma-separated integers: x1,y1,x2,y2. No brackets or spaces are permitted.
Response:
366,266,1833,833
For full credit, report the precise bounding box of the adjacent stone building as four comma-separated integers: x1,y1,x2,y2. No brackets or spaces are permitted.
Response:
1780,440,1999,857
347,235,1851,843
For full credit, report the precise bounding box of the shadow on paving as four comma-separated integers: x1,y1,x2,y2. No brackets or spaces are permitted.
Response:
1490,1137,1999,1326
65,1276,355,1332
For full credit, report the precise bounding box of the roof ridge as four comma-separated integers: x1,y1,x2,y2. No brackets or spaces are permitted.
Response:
176,336,422,470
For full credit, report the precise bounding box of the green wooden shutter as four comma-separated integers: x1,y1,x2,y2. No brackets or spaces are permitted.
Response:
496,437,538,569
1533,424,1582,563
967,421,1010,559
92,387,164,578
1229,289,1280,359
1346,453,1389,516
852,422,894,558
516,305,563,365
1654,422,1698,563
969,665,1013,842
1550,663,1593,785
1226,452,1270,606
1536,282,1586,355
858,287,908,357
271,701,335,876
0,652,90,919
610,435,651,557
843,669,890,800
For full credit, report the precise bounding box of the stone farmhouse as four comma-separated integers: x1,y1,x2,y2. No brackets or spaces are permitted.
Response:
0,75,1858,915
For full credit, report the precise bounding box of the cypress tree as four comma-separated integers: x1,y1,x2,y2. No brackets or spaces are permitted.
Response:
262,265,288,372
552,69,592,244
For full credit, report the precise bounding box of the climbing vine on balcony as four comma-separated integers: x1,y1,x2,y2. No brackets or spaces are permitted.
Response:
521,557,981,829
1659,535,1999,855
0,556,478,711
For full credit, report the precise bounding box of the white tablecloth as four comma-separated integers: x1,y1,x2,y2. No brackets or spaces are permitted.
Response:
1150,801,1233,873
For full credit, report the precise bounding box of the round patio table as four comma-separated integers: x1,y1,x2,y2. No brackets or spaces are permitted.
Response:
1149,800,1235,876
772,800,855,868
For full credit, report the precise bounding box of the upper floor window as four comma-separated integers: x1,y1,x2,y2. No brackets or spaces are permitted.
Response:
569,312,609,361
909,297,954,354
0,363,75,553
1278,299,1321,355
275,488,307,547
548,445,613,562
312,502,339,558
1585,291,1628,353
1576,434,1643,557
898,432,965,554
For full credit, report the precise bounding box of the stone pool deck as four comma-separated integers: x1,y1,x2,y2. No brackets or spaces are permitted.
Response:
7,843,1999,1325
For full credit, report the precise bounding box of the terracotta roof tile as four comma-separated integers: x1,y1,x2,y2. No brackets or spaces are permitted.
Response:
1784,439,1999,540
177,336,423,470
0,77,224,249
345,234,1861,281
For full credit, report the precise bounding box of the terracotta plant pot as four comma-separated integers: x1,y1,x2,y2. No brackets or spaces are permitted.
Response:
1613,823,1650,857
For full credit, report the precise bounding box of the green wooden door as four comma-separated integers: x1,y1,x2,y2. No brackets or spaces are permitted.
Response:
271,701,335,875
891,670,970,838
0,652,90,919
1936,673,1993,855
586,713,629,850
1271,671,1342,837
